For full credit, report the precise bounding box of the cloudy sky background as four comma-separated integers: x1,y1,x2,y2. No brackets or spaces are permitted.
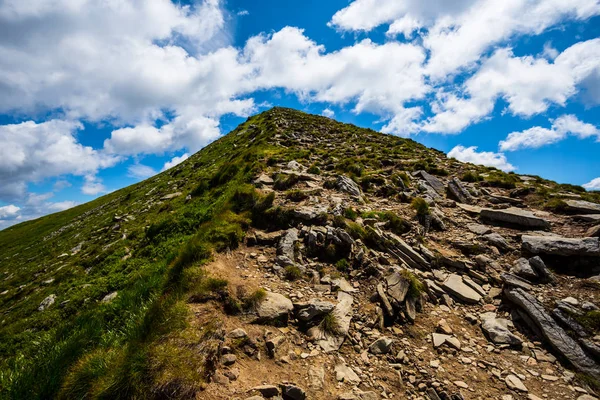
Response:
0,0,599,229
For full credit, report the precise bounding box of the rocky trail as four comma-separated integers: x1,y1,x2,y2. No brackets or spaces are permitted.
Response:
182,147,600,400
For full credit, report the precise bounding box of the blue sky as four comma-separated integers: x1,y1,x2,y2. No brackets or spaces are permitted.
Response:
0,0,599,229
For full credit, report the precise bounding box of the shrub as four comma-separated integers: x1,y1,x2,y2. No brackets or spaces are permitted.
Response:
401,270,424,300
191,180,209,197
319,313,341,336
391,172,410,188
343,208,358,221
335,259,349,272
411,198,430,217
332,215,346,228
461,171,481,182
307,164,321,175
345,222,366,241
209,162,240,188
284,266,302,281
382,212,411,235
544,198,568,213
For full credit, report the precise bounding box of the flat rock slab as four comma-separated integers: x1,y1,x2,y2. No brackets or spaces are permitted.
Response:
441,274,482,304
457,203,483,214
565,200,600,214
480,207,550,230
522,235,600,257
467,223,492,235
505,288,600,380
573,214,600,222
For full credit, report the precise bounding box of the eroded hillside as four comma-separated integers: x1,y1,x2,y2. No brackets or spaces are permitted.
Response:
1,108,600,400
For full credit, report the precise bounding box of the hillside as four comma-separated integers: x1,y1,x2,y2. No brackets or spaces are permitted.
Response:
1,107,600,400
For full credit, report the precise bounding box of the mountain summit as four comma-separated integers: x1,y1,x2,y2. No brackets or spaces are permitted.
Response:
1,108,600,399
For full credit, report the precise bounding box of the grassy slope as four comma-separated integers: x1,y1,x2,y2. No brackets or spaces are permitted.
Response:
0,107,597,399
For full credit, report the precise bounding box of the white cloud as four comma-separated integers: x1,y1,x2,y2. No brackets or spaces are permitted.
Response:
127,163,157,179
322,108,335,118
53,180,72,192
82,175,106,196
0,120,118,201
47,201,78,212
237,10,249,16
162,153,190,171
583,178,600,191
500,114,599,151
0,205,20,220
448,145,516,172
542,42,559,60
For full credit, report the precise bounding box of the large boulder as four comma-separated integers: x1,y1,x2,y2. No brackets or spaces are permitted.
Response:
522,235,600,257
255,292,294,325
480,207,550,230
564,200,600,214
447,178,473,204
414,170,445,195
504,287,600,379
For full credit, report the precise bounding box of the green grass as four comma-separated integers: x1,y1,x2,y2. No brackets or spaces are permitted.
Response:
411,197,430,217
319,313,341,336
284,265,303,281
285,189,309,202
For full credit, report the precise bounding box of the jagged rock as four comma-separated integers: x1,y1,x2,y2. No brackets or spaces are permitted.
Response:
290,205,328,223
369,337,393,354
512,258,539,281
467,223,491,235
376,283,394,317
316,291,353,352
277,228,299,266
38,294,56,311
441,274,482,304
280,383,306,400
336,175,362,197
522,235,600,257
255,292,294,324
432,333,461,349
295,299,335,322
384,232,430,270
287,160,303,171
414,170,445,195
564,200,600,214
405,296,417,322
335,363,361,384
480,313,522,346
552,309,589,338
222,354,237,366
480,207,550,230
505,374,528,392
457,203,483,215
101,291,118,303
501,273,534,291
266,335,286,358
482,232,510,252
255,230,284,245
385,271,410,304
447,178,473,204
528,256,555,283
331,277,357,293
504,287,600,379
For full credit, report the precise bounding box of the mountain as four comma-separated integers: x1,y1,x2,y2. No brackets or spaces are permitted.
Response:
1,107,600,399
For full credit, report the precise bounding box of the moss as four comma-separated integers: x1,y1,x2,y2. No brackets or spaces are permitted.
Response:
401,270,424,300
307,164,321,175
343,207,358,221
574,311,600,333
283,266,302,281
274,174,299,190
411,198,430,217
461,171,482,182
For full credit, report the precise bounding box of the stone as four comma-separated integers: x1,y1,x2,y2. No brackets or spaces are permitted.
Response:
505,374,528,392
317,291,353,352
266,335,286,358
160,192,182,200
505,288,600,379
276,229,299,267
467,223,492,235
483,232,510,251
331,277,357,293
587,225,600,238
501,273,534,291
447,178,473,204
228,328,248,339
295,299,335,322
453,381,469,389
369,337,393,354
480,207,550,230
101,291,118,303
481,315,522,346
255,292,294,324
308,365,325,389
512,258,539,281
280,383,306,400
441,274,482,304
528,256,555,283
254,173,274,185
336,175,362,197
432,333,460,349
564,200,600,214
335,363,361,384
522,235,600,257
253,385,280,397
38,294,56,311
222,354,237,366
414,170,445,195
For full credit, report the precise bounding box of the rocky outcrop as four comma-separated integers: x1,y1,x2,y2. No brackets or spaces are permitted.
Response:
522,235,600,257
446,178,473,204
505,287,600,379
414,170,445,195
294,299,335,322
564,200,600,214
314,291,353,352
335,175,362,197
441,274,481,304
480,207,550,230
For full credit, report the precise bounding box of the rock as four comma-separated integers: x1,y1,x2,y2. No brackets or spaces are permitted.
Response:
280,383,306,400
480,207,550,230
577,395,599,400
287,160,303,171
512,258,539,281
308,365,325,389
101,291,118,303
295,299,335,322
228,328,248,339
437,319,453,334
528,256,555,283
255,230,284,245
160,192,182,200
441,274,482,304
481,315,522,346
277,229,299,267
457,203,483,214
222,354,237,366
414,170,445,195
317,291,353,352
501,273,534,291
467,223,492,235
384,233,430,270
447,178,473,204
369,337,393,354
483,232,510,252
253,385,280,397
522,235,600,257
563,296,579,306
587,225,600,238
331,277,357,293
376,283,394,317
335,363,361,384
405,296,417,322
266,335,286,358
38,294,56,311
385,271,410,304
505,374,528,392
336,175,362,197
254,173,274,185
564,200,600,214
255,292,294,325
505,288,600,379
432,333,460,350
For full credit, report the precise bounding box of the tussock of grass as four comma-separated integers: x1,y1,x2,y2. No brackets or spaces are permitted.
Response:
411,198,430,217
319,313,341,336
284,265,303,281
243,288,267,311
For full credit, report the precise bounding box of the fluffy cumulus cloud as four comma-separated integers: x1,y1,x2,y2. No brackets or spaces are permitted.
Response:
127,164,158,179
583,178,600,191
448,145,516,172
0,204,20,220
162,154,190,171
500,115,599,151
0,193,79,229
